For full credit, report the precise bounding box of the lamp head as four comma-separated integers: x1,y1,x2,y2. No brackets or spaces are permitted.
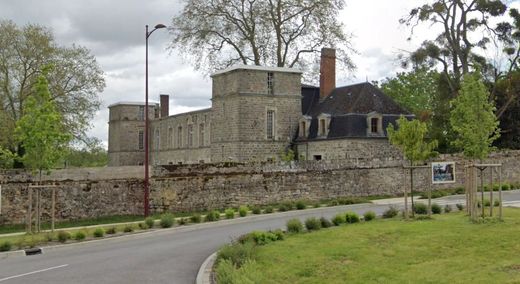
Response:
154,24,167,29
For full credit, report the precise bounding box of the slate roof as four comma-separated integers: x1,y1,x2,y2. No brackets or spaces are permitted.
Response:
299,82,413,140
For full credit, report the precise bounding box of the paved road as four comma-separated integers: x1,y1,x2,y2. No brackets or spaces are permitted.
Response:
1,191,519,284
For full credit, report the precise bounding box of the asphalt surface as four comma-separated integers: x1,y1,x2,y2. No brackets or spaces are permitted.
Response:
1,190,519,284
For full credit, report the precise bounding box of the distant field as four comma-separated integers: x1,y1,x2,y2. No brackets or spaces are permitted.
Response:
236,209,520,283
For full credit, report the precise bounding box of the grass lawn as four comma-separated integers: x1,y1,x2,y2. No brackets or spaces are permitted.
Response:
240,209,520,283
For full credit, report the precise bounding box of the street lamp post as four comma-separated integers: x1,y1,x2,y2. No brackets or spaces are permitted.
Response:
144,23,166,217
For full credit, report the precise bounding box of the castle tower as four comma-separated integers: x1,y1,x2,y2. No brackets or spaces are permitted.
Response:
107,102,159,166
210,66,302,162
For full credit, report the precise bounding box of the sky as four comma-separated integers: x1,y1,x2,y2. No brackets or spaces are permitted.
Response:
1,0,517,148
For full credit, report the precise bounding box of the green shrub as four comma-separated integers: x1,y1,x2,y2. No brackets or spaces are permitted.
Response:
296,200,306,210
74,231,86,241
205,210,221,222
160,213,175,228
145,217,155,228
305,217,322,231
273,229,285,241
454,187,465,194
238,206,248,217
138,222,147,230
286,218,303,233
278,202,294,212
313,202,321,208
413,203,428,215
345,212,360,223
92,228,105,238
493,184,500,191
363,211,376,221
456,203,464,211
494,200,501,207
252,206,262,214
45,233,55,242
264,206,274,214
320,217,332,228
502,184,511,191
332,213,346,226
382,206,399,218
0,241,12,252
123,225,134,233
216,259,263,283
178,218,188,225
251,231,279,245
217,241,257,267
444,205,452,213
225,208,235,219
328,200,340,206
57,231,71,243
431,203,442,214
106,227,117,234
191,214,202,223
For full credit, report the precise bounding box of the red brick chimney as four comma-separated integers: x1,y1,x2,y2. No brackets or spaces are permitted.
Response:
160,94,169,118
319,48,336,101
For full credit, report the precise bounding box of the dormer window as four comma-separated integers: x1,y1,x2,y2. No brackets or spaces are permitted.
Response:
267,72,274,95
317,113,331,138
300,121,307,137
319,119,326,136
367,112,383,136
299,115,311,138
371,117,378,133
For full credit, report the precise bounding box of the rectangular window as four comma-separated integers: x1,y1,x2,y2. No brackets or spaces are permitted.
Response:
138,106,144,121
199,123,205,147
319,119,326,136
154,128,160,150
313,155,322,161
266,110,275,139
188,124,193,147
168,127,173,148
371,118,378,133
138,130,144,150
267,72,274,95
177,126,183,148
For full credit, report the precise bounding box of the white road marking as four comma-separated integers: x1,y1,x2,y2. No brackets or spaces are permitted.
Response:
0,264,69,282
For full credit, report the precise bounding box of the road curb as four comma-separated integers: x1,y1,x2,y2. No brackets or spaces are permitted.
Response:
0,249,26,259
196,252,217,284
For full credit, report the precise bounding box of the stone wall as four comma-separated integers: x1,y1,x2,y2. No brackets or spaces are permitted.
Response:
296,138,403,161
150,150,520,213
2,151,520,224
0,167,144,224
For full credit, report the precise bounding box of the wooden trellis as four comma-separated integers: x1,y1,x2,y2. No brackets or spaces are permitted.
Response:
465,164,503,221
27,183,58,233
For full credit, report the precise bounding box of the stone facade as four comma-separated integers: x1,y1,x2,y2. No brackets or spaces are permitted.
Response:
296,138,403,161
108,66,303,166
108,103,159,166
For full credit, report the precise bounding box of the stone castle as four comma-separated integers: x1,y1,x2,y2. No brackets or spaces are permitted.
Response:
108,48,413,166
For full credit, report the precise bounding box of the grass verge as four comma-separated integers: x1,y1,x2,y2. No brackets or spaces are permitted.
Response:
217,208,520,283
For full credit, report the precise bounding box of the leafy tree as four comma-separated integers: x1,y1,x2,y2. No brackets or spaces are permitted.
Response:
169,0,354,78
400,0,509,94
494,70,520,148
387,117,438,166
379,68,439,119
58,138,108,168
387,116,438,218
450,72,500,160
0,146,16,169
14,68,72,179
0,20,105,154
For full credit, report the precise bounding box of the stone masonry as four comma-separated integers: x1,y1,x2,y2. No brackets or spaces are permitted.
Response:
2,151,519,224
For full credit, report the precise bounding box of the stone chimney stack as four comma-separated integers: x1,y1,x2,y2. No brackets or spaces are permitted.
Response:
319,48,336,101
160,94,169,118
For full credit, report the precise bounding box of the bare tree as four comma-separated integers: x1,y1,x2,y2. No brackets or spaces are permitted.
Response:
169,0,354,78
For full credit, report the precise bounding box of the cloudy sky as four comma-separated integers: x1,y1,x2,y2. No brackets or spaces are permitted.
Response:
1,0,517,147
